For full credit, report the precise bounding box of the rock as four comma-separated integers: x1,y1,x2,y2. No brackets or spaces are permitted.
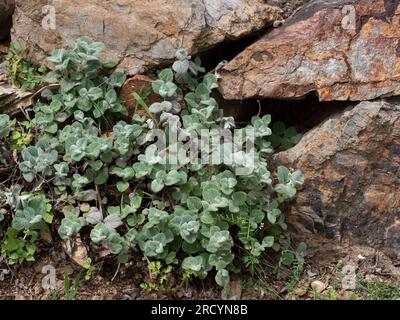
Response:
274,99,400,256
119,75,162,117
0,0,14,40
341,291,358,300
11,0,281,75
295,285,308,297
39,228,53,245
267,0,312,18
79,203,90,213
220,0,400,102
14,293,26,300
0,83,32,115
310,280,326,293
121,288,140,300
227,279,242,299
61,236,89,268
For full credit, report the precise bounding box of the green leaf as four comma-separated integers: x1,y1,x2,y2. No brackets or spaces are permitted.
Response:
94,168,109,185
116,181,130,193
180,220,200,244
186,196,202,211
104,214,123,229
109,71,126,87
267,209,280,224
272,121,286,135
12,197,47,231
106,231,128,254
200,211,216,225
149,101,172,114
43,212,54,224
182,256,203,272
87,87,103,100
172,60,189,74
215,269,230,287
277,166,290,184
89,160,103,171
90,223,110,244
275,184,297,198
151,179,165,193
58,213,84,240
165,170,187,186
158,68,174,82
262,236,274,248
209,252,234,270
195,83,210,98
280,251,295,267
291,170,304,186
110,166,135,180
296,242,307,259
105,89,117,104
143,239,165,257
127,213,145,227
147,208,169,226
203,74,218,90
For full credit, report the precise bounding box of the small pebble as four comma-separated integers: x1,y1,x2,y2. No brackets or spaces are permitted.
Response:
311,280,326,293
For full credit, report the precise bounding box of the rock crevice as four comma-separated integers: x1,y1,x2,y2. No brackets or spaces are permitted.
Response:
0,0,14,41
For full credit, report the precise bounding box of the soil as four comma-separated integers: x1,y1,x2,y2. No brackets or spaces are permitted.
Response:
0,240,398,300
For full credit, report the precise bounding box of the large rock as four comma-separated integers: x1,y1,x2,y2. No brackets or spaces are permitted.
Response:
219,0,400,102
0,0,14,40
0,83,32,115
266,0,312,18
11,0,281,75
274,99,400,256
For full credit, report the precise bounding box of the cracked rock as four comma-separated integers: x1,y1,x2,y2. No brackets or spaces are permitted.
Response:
219,0,400,102
273,99,400,257
11,0,281,75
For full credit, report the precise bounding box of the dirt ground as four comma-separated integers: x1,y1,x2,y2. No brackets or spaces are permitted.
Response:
1,240,399,300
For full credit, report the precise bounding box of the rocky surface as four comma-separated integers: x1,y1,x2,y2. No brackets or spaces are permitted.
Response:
219,0,400,102
11,0,281,75
120,75,162,117
0,83,32,115
0,0,14,40
266,0,311,18
274,99,400,257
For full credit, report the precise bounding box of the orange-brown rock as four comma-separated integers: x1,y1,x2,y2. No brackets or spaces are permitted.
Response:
11,0,281,75
274,99,400,256
119,75,162,117
220,0,400,102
